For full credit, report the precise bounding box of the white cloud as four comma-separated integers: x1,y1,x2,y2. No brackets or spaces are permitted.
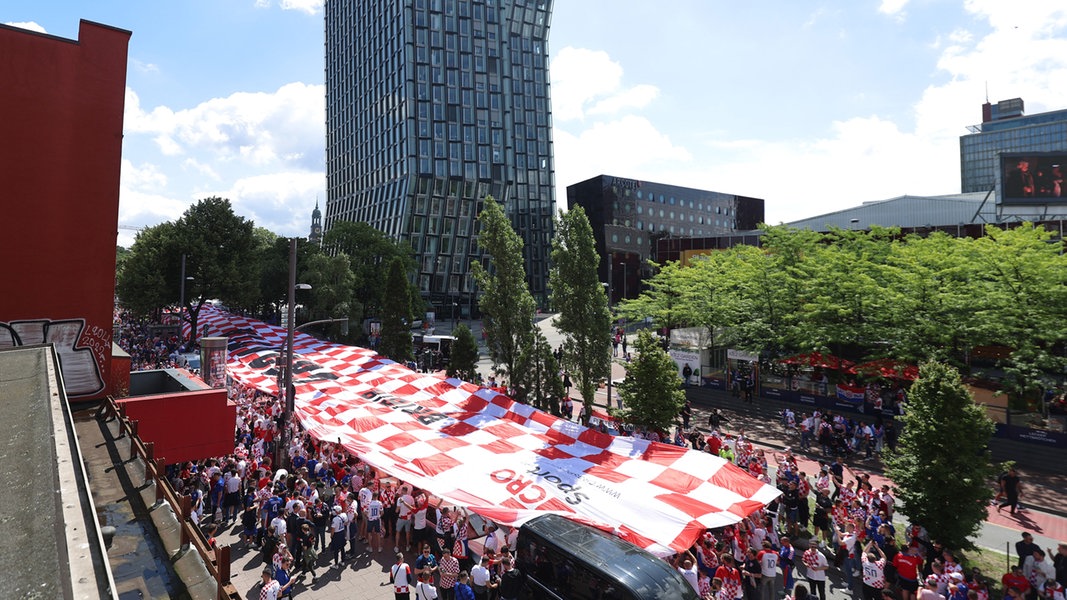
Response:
587,84,659,117
254,0,323,15
3,21,46,33
878,0,910,17
131,58,159,74
550,47,626,121
121,159,168,191
212,171,325,236
125,82,325,170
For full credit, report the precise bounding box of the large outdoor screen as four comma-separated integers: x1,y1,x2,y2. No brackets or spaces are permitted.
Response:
1000,152,1066,204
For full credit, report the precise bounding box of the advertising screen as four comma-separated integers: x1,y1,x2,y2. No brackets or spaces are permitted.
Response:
1000,152,1066,204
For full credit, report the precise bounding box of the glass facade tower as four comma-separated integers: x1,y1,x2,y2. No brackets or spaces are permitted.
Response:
324,0,555,313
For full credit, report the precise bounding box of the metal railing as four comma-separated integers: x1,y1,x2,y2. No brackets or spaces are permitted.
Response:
97,397,241,600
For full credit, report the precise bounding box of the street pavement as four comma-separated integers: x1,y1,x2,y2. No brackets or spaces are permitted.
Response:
211,319,1066,600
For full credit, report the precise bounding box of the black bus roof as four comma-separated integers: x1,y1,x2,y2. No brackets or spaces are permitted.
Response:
520,514,699,600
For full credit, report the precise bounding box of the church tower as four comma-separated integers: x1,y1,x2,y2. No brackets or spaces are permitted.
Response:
309,200,322,246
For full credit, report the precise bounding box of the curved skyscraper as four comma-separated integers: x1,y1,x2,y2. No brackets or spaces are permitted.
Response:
325,0,555,314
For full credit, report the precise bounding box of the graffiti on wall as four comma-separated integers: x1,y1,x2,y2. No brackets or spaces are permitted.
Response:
0,318,106,397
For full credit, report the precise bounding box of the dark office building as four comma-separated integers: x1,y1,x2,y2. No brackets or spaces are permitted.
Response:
324,0,556,313
567,175,764,304
960,98,1067,194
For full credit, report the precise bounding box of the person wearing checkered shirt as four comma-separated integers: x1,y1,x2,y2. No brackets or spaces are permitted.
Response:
802,546,829,600
861,540,888,600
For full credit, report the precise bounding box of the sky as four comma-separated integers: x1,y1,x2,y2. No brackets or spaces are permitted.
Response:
5,1,1067,248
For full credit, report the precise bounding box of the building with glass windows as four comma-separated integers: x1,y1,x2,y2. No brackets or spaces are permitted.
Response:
566,175,764,304
960,98,1067,194
324,0,555,314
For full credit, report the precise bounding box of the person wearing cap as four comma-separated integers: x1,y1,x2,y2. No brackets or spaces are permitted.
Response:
947,571,968,600
329,505,348,567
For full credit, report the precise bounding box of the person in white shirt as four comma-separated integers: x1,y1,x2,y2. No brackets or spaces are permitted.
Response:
395,486,415,552
470,556,492,599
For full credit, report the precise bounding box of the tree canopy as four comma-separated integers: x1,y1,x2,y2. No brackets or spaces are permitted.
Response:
379,256,414,362
615,329,686,432
117,197,261,338
472,196,537,387
617,223,1067,401
883,361,997,551
550,206,611,415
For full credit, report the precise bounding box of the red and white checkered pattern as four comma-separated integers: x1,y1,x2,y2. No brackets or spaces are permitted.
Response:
196,306,781,556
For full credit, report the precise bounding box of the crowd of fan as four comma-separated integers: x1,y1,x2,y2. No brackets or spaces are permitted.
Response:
113,312,1066,600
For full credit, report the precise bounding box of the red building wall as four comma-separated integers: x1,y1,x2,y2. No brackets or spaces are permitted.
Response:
119,388,238,464
0,21,131,401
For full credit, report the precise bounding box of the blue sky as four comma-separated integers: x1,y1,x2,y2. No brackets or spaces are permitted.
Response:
5,1,1067,247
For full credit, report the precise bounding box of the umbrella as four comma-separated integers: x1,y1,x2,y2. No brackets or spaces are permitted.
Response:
849,359,919,381
779,352,855,371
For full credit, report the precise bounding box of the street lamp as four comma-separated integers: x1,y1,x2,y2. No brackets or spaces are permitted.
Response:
279,237,312,471
179,254,195,347
452,301,458,332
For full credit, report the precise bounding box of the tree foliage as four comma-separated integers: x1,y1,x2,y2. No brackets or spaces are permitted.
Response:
883,362,996,551
323,220,417,319
446,323,480,382
378,257,413,362
517,328,566,414
616,329,686,432
549,206,611,415
117,197,261,338
617,222,1067,403
471,196,537,387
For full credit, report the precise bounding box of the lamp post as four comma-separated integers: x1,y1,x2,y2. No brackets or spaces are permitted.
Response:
278,237,312,471
451,301,458,332
179,254,195,347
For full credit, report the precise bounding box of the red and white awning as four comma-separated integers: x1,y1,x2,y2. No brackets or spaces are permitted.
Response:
196,306,780,556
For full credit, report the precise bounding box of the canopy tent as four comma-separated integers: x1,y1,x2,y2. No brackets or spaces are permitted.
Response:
195,306,780,556
779,352,855,371
848,359,919,381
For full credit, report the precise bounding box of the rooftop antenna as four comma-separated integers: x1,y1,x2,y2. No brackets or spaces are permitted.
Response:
985,81,989,103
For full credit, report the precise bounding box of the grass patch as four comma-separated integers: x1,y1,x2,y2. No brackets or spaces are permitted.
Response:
960,545,1013,598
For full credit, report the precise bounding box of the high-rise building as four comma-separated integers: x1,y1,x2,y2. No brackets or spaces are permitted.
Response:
960,98,1067,194
567,175,764,305
324,0,556,314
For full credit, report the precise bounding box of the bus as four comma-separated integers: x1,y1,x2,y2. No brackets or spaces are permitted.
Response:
513,514,700,600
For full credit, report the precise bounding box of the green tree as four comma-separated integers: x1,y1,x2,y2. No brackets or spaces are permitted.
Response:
258,235,320,318
550,206,611,418
379,256,413,362
471,196,536,387
303,252,359,341
517,328,566,414
616,260,685,349
616,329,686,432
323,220,417,319
116,222,180,320
116,197,260,338
446,323,480,382
883,361,996,551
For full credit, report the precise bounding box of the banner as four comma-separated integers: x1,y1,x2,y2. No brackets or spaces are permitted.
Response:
835,383,866,403
194,306,780,556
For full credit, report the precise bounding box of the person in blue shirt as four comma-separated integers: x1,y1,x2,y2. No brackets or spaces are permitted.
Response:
273,557,296,598
454,570,476,600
